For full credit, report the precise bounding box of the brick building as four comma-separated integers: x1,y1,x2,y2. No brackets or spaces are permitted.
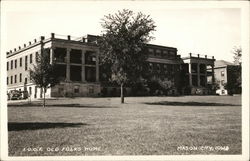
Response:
6,33,215,99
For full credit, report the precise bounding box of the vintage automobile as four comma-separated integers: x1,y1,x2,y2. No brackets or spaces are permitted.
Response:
7,90,29,100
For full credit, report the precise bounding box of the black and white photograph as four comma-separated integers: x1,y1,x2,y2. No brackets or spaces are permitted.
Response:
0,1,249,161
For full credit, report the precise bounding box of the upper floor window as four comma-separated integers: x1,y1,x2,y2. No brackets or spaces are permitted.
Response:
25,56,28,70
156,49,161,56
11,60,13,69
7,62,9,71
85,51,96,65
35,52,38,62
20,57,22,67
30,54,33,64
15,59,17,68
7,77,9,85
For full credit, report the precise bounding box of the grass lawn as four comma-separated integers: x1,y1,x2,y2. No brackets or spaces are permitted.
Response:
8,95,241,156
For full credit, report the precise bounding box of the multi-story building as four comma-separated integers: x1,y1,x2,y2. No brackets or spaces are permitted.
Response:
6,33,215,99
211,60,241,95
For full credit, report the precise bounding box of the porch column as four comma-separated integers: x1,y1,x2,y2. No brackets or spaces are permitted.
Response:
96,51,99,82
81,50,86,82
204,64,207,87
197,63,200,86
212,65,215,84
66,48,71,82
49,47,54,64
189,63,192,86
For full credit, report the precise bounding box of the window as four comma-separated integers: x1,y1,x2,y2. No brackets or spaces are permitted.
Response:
7,77,9,85
34,86,37,98
11,76,13,84
221,71,225,77
29,87,32,95
85,51,96,65
221,90,225,94
15,59,17,68
14,75,17,83
25,77,27,84
149,63,153,71
19,73,22,82
89,86,94,94
221,80,225,85
7,62,9,71
11,60,13,69
25,56,28,70
30,54,32,63
156,49,161,56
157,64,161,72
35,52,38,62
74,85,80,93
20,57,22,67
163,64,167,73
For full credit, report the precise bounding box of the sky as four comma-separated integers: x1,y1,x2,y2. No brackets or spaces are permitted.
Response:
1,1,242,62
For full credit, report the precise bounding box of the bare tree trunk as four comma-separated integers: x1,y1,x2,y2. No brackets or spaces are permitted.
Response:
43,87,46,108
121,83,124,104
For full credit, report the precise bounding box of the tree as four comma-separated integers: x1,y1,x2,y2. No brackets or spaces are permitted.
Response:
98,9,156,103
224,46,242,95
232,46,242,65
29,48,60,107
224,65,241,95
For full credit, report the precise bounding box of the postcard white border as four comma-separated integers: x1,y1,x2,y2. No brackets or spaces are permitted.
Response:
1,1,249,161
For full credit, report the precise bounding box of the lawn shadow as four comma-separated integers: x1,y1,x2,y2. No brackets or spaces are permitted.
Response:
8,103,117,108
8,122,88,131
145,101,241,106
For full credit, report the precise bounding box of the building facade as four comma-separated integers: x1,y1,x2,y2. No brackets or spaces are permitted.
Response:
6,33,215,99
212,60,241,95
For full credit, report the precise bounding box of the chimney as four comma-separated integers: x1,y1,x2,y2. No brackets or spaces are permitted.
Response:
82,37,86,42
212,56,214,59
6,52,9,55
10,50,12,53
67,35,71,40
51,33,55,39
40,36,45,41
198,54,200,58
14,48,16,52
24,44,26,47
189,53,192,57
205,55,207,58
34,39,37,43
29,41,31,45
19,46,21,50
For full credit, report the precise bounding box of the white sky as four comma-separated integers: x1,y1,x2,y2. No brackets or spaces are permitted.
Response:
1,1,242,62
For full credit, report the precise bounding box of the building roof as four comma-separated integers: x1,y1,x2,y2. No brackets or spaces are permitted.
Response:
214,60,234,68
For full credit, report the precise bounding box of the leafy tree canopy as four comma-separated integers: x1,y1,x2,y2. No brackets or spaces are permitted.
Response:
98,9,156,85
232,46,242,65
29,49,59,89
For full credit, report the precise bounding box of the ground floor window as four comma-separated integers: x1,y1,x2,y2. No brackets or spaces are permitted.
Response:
29,87,32,97
89,86,94,94
74,85,80,93
34,86,37,98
